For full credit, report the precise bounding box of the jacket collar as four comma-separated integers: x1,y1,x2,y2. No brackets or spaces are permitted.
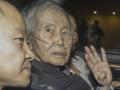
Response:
31,60,69,76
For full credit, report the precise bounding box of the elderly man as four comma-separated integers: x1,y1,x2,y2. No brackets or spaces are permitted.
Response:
22,0,112,90
0,0,33,90
22,1,91,90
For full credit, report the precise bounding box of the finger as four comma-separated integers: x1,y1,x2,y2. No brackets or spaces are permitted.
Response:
101,47,107,62
85,54,95,69
90,45,101,62
85,46,97,64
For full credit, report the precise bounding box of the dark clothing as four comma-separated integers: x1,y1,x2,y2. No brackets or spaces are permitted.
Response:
29,60,91,90
77,22,104,50
91,25,104,48
4,60,91,90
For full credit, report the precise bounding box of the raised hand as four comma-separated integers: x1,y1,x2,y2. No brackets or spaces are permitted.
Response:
85,45,112,86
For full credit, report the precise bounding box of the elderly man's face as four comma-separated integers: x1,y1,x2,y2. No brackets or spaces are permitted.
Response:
33,6,73,66
0,1,33,87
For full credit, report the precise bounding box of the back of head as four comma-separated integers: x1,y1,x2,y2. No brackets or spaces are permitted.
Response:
0,0,25,27
0,0,30,88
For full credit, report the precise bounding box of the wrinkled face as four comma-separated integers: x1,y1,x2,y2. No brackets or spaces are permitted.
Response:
32,6,73,66
0,16,33,87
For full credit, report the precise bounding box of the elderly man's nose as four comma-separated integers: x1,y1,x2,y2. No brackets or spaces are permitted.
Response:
56,34,64,46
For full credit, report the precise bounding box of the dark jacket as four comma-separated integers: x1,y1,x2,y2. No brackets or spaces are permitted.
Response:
30,60,91,90
3,60,91,90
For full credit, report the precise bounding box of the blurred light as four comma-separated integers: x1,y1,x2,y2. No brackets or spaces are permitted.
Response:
93,11,98,14
112,11,116,15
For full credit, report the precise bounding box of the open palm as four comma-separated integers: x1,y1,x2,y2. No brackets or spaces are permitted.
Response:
85,45,112,86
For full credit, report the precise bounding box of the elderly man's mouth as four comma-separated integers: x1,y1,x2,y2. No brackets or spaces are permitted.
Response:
51,52,66,57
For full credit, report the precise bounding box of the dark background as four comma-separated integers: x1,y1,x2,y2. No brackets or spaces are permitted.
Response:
10,0,120,49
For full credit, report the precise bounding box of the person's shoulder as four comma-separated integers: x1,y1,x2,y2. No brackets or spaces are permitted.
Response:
71,51,90,75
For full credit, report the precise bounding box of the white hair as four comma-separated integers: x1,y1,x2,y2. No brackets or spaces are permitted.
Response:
22,0,71,42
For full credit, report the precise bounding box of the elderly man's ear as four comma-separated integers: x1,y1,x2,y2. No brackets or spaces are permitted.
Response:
69,15,78,44
73,31,78,44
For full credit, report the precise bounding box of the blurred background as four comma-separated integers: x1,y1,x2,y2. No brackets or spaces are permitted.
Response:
9,0,120,49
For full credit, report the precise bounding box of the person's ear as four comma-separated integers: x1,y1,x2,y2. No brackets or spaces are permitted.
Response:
73,31,78,44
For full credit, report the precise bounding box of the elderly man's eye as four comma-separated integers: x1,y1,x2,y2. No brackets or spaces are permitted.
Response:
46,28,54,33
62,31,68,35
